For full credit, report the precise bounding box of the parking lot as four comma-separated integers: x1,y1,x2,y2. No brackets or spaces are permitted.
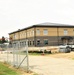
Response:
0,52,74,75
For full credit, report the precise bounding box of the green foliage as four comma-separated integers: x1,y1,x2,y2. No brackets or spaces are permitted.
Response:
33,73,39,75
0,36,8,44
2,36,6,44
0,40,2,44
0,62,20,75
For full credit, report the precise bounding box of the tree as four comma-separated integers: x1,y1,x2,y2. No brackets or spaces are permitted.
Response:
0,40,2,44
2,36,6,44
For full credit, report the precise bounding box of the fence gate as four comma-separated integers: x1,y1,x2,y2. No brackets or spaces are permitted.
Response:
4,40,29,72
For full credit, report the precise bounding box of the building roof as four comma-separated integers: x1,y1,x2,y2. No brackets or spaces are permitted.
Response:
34,22,74,27
9,22,74,34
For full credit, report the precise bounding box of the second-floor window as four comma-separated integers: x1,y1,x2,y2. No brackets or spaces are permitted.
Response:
64,29,68,35
73,30,74,33
36,29,40,35
24,33,26,37
27,32,29,37
14,34,16,39
30,31,32,36
32,30,34,36
43,29,48,35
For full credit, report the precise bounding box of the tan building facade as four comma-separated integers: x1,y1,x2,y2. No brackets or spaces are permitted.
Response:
9,23,74,47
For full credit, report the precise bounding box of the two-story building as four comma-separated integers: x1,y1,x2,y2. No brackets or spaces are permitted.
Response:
9,22,74,47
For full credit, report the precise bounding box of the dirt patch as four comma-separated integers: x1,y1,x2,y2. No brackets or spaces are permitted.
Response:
48,51,74,59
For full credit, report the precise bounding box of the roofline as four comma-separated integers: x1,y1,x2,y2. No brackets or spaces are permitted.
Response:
9,25,35,34
33,25,74,27
9,23,74,35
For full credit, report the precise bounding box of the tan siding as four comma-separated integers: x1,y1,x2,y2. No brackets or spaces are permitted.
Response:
9,27,74,41
36,27,58,36
9,34,14,40
26,28,34,38
19,31,26,39
9,32,19,40
58,28,74,36
13,32,19,40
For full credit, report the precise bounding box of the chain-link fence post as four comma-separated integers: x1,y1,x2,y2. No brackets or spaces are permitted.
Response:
26,40,29,72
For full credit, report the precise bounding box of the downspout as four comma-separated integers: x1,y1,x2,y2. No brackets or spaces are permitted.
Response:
26,29,28,46
57,27,59,45
26,29,27,39
34,27,36,47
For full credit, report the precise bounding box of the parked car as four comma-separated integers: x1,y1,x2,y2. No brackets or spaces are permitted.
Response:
59,45,71,53
67,44,74,51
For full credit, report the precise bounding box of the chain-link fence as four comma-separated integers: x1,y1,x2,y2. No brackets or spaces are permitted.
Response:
0,40,29,72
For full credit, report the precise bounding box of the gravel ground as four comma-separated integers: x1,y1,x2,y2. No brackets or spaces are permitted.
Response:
0,52,74,75
29,55,74,75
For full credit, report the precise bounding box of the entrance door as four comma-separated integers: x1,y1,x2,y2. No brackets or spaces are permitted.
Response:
62,39,68,45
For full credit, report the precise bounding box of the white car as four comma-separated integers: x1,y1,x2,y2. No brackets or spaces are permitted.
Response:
59,45,71,53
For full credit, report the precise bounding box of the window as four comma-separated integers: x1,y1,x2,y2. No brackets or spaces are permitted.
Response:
33,41,34,45
36,29,40,35
28,41,29,46
37,40,40,45
30,41,31,45
64,29,68,35
44,39,48,45
43,29,48,35
14,34,16,39
20,42,22,47
32,30,34,36
24,41,26,45
27,32,29,37
21,42,24,47
20,33,23,37
23,42,25,47
73,30,74,33
24,33,26,37
30,31,32,36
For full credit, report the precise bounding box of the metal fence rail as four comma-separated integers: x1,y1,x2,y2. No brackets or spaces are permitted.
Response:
0,40,29,72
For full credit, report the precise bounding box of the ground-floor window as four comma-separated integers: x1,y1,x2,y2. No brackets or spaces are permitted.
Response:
28,41,32,46
28,41,29,46
44,39,48,45
30,41,31,45
24,41,26,45
37,39,40,45
33,41,34,45
13,43,16,48
20,42,24,47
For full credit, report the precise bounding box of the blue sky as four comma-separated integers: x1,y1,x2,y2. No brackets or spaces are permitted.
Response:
0,0,74,38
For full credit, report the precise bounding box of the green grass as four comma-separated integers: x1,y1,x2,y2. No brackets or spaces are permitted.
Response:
33,73,39,75
17,51,51,56
29,53,42,56
0,62,20,75
16,51,42,56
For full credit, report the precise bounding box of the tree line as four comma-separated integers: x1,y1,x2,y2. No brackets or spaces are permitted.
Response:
0,36,8,44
